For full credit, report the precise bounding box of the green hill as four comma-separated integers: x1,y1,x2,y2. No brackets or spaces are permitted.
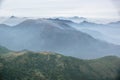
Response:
0,50,120,80
0,46,10,54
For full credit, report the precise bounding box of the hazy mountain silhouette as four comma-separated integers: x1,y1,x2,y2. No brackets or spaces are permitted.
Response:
0,19,120,58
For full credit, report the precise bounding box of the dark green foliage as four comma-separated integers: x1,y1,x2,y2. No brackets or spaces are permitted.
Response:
116,69,120,80
0,51,120,80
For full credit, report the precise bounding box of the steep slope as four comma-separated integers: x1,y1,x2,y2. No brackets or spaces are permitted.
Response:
0,19,120,58
0,51,120,80
70,20,120,45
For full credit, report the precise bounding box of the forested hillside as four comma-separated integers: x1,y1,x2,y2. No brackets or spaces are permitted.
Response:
0,47,120,80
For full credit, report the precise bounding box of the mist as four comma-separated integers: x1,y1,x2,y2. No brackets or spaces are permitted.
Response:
0,0,3,6
112,0,120,15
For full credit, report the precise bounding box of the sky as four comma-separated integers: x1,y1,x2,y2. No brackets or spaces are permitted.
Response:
0,0,120,19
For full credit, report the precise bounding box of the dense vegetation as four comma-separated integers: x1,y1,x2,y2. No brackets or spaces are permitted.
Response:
0,46,120,80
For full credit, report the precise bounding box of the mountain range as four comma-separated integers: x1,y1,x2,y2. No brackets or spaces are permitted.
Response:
58,16,87,23
0,16,120,80
0,18,120,58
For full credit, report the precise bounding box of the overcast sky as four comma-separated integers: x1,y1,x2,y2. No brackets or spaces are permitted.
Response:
0,0,119,19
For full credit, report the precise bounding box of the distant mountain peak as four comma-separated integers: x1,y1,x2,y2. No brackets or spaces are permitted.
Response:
72,16,86,19
10,16,17,19
80,21,95,25
81,21,90,24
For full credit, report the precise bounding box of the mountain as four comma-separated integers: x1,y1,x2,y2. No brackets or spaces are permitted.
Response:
0,16,27,26
70,20,120,45
77,21,106,27
108,21,120,27
0,19,120,59
79,21,97,26
0,45,10,54
0,50,120,80
58,16,87,23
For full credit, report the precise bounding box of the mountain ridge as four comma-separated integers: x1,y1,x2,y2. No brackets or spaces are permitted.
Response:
0,19,120,59
0,47,120,80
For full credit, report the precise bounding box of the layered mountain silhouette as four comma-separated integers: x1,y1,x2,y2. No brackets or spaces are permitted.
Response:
69,19,120,45
58,16,87,23
0,18,120,58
